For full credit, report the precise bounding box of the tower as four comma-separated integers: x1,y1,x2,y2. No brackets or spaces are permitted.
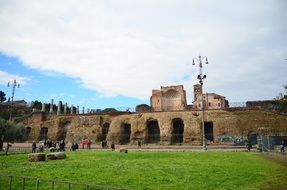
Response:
193,84,202,101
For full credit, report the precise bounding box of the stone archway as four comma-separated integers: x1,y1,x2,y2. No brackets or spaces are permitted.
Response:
39,127,48,141
102,122,110,141
171,118,184,144
146,120,160,143
120,123,131,144
204,122,214,142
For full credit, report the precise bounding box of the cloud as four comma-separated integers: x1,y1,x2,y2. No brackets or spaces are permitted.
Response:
0,0,286,102
0,70,28,86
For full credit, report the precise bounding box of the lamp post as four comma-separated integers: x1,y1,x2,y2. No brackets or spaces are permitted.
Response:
7,79,20,121
192,55,208,150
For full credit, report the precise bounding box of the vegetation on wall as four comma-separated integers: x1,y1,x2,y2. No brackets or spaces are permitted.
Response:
0,119,27,154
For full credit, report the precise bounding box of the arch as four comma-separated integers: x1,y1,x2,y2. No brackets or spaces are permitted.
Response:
39,127,48,141
247,131,257,145
120,123,131,144
146,120,160,143
163,89,181,98
102,122,110,141
204,122,214,142
171,118,184,144
57,121,71,141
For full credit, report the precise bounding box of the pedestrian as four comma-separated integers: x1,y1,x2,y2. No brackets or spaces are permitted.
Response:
246,142,252,152
280,141,285,153
111,142,115,151
32,141,37,153
87,139,91,150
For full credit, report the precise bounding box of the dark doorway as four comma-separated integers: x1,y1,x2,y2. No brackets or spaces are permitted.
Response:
204,122,214,142
121,123,131,144
247,131,257,145
102,123,110,141
57,121,71,141
39,127,48,141
146,120,160,143
171,118,184,144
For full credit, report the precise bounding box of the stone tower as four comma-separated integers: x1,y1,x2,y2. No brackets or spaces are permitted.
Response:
193,84,202,100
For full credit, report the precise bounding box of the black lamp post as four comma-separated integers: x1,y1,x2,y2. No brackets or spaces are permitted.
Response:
7,79,20,121
192,55,208,150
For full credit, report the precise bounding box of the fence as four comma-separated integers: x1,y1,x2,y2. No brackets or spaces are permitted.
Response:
257,136,287,152
0,174,126,190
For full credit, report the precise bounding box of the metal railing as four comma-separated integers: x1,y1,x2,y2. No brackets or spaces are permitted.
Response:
0,174,126,190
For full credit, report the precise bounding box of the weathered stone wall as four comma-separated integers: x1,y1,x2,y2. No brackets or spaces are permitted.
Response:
25,109,287,145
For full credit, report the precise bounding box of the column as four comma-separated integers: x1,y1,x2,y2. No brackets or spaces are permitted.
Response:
64,103,67,114
57,101,61,115
49,99,54,114
41,103,45,112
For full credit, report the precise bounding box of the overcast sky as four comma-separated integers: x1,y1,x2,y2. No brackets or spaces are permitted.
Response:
0,0,286,109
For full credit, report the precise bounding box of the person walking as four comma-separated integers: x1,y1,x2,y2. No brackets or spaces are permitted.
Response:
32,141,37,153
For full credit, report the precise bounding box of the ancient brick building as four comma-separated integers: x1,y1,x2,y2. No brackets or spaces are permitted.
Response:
193,84,228,109
150,85,187,111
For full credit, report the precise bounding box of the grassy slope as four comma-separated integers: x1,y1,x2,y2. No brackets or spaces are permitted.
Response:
0,151,287,190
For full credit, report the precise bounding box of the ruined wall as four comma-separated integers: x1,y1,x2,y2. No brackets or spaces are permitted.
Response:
25,109,287,145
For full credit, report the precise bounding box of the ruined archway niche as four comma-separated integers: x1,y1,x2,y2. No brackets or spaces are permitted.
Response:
120,123,131,144
39,127,48,141
171,118,184,144
146,119,160,144
102,122,110,141
56,120,71,141
204,121,214,142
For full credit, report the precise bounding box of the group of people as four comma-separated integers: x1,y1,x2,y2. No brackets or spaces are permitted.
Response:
31,139,66,153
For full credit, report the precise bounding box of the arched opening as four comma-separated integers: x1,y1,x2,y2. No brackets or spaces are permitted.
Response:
247,131,257,145
39,127,48,141
171,118,184,144
102,123,110,141
120,123,131,144
204,122,214,142
146,120,160,143
57,121,71,141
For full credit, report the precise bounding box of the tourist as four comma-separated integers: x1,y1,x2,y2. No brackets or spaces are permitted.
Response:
59,140,65,151
246,142,252,152
111,142,115,151
280,141,285,153
87,139,91,150
32,141,37,153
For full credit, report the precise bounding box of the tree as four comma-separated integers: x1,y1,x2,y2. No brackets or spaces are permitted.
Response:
0,91,6,102
0,119,26,155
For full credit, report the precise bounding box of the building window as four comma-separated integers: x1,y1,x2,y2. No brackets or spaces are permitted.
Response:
218,103,221,107
208,102,211,107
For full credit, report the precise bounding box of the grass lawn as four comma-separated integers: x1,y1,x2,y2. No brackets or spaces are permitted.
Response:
0,151,287,190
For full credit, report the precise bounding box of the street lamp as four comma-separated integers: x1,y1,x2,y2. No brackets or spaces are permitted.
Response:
192,55,208,150
7,79,20,121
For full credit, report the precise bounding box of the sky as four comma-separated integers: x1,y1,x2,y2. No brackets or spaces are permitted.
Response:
0,0,286,110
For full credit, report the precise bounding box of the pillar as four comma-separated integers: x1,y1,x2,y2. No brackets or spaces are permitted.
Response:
49,99,54,114
64,103,67,114
57,101,61,115
76,106,79,114
41,103,45,112
70,105,73,115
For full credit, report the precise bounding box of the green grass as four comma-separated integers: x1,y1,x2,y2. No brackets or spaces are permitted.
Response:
0,151,287,190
